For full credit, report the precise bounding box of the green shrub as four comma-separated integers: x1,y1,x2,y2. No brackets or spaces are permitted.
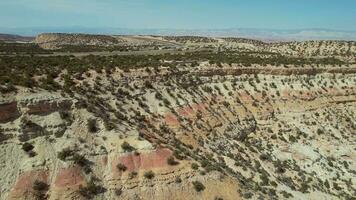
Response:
87,119,98,133
259,154,270,161
28,151,37,157
192,181,205,192
59,111,71,121
32,180,49,200
22,142,34,152
121,141,134,152
79,180,106,199
243,192,253,199
144,170,155,179
167,156,179,165
317,128,324,135
33,180,48,191
116,163,127,171
57,148,73,161
175,177,182,183
191,163,199,170
73,153,89,167
114,188,122,196
129,171,138,179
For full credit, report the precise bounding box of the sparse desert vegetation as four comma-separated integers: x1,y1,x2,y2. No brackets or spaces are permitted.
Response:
0,34,355,200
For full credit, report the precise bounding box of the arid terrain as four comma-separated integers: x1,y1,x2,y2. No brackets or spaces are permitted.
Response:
0,33,355,200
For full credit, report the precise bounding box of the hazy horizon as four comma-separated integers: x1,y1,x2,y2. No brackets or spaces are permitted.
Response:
1,0,356,41
1,0,356,30
1,27,356,42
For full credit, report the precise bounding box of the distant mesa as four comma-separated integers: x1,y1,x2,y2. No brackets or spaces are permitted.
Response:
0,33,34,43
34,33,124,49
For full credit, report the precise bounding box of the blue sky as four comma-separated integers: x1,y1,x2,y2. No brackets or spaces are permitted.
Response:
1,0,356,30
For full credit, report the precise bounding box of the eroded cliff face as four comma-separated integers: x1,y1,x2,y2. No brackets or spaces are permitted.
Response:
0,102,20,123
0,64,355,200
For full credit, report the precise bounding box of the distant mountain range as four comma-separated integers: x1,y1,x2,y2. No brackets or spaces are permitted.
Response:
0,33,34,42
1,27,356,41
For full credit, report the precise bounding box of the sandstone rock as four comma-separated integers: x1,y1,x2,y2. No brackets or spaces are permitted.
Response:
0,102,20,123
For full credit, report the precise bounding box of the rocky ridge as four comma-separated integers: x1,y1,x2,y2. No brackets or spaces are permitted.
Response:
34,33,123,49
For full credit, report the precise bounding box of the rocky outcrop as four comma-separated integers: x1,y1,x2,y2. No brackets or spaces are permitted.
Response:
112,148,172,177
0,102,20,123
53,167,85,192
26,99,72,115
7,167,86,200
0,96,73,123
9,170,49,200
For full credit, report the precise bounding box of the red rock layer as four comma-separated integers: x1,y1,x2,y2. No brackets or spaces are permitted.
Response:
9,170,49,199
112,148,172,178
54,166,85,190
0,102,20,123
27,100,72,115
